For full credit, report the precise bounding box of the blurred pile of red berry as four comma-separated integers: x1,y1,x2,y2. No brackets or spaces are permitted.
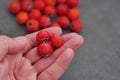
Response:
8,0,83,33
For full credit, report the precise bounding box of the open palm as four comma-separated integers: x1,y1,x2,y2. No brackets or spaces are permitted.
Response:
0,27,84,80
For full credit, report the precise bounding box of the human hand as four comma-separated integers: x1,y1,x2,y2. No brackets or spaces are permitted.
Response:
0,27,84,80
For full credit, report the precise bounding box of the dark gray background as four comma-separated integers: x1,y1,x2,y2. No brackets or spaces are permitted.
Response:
0,0,120,80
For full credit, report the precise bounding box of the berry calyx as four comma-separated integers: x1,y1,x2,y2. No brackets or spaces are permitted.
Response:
21,1,33,12
26,19,39,32
33,0,45,11
70,20,83,33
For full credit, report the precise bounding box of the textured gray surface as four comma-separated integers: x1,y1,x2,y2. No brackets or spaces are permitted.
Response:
0,0,120,80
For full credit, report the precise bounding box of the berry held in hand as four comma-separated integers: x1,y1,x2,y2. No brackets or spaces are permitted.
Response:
37,43,53,57
26,19,39,32
36,30,65,58
51,34,65,48
36,30,51,43
70,20,83,33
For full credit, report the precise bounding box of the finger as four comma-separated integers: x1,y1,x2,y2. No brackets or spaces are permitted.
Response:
38,48,74,80
25,33,78,64
33,34,84,74
0,36,26,62
25,48,42,64
22,27,62,54
62,33,78,41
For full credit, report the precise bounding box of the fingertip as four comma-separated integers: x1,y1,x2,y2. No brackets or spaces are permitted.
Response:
62,33,78,41
61,34,84,52
46,27,63,35
75,34,84,47
64,48,74,57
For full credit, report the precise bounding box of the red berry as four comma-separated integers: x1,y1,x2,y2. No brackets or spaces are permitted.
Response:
57,4,69,16
21,1,33,12
50,22,60,27
70,20,83,33
45,0,56,6
34,0,45,1
29,9,41,19
16,11,29,24
8,1,21,14
58,16,70,28
68,8,80,20
51,34,64,48
39,15,51,28
57,0,66,4
26,19,39,32
34,0,45,11
66,0,79,7
44,6,56,18
34,0,44,1
37,43,53,57
36,30,50,43
20,0,31,2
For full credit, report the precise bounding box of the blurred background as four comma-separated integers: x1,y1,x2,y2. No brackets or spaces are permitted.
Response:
0,0,120,80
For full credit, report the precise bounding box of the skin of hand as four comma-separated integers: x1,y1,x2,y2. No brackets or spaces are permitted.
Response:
0,27,84,80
